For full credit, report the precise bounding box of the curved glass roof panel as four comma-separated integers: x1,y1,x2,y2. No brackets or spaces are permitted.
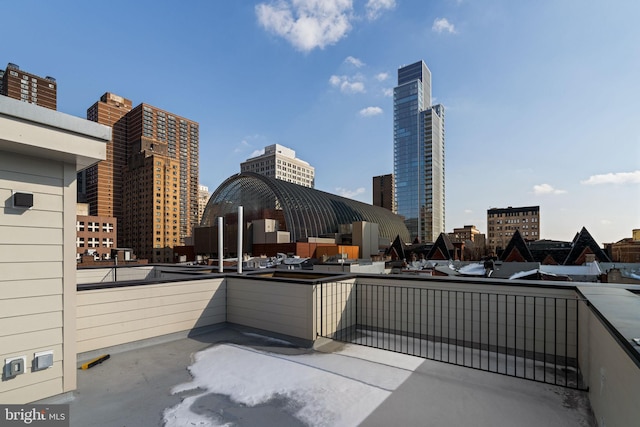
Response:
201,173,410,243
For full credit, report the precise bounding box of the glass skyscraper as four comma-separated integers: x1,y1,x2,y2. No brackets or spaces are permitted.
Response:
393,60,445,243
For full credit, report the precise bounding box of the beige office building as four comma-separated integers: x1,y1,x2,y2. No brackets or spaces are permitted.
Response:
487,205,540,253
241,144,315,188
198,184,210,224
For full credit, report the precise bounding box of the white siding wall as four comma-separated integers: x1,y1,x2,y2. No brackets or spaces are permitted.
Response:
0,151,66,403
76,278,226,353
227,277,316,341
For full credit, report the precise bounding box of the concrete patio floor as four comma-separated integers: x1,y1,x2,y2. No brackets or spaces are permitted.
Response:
38,325,595,427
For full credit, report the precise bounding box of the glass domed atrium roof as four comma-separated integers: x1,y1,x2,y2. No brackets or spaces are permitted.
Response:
201,173,410,244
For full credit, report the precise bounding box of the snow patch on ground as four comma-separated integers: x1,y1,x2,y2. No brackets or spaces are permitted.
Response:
163,343,423,427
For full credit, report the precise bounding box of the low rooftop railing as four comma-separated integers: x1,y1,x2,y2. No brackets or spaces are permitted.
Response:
317,281,585,389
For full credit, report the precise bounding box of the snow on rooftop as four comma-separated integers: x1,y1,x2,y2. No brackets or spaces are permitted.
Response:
458,263,486,276
509,269,539,280
163,343,423,427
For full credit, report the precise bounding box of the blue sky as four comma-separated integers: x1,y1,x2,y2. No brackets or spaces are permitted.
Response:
3,0,638,244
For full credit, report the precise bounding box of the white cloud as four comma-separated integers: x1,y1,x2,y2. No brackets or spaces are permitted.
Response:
464,209,473,214
382,88,393,97
329,74,365,93
432,17,457,34
256,0,353,52
359,106,383,117
234,139,251,153
365,0,396,20
249,148,265,158
533,183,567,195
335,186,365,198
375,72,389,81
601,219,613,225
580,170,640,185
345,55,364,67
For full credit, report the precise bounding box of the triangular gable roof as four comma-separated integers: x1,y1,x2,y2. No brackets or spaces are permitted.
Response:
499,229,534,262
540,254,560,265
386,235,406,261
527,239,571,264
564,227,611,265
426,233,455,260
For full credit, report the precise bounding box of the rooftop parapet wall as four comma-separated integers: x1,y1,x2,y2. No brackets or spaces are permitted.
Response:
69,269,640,425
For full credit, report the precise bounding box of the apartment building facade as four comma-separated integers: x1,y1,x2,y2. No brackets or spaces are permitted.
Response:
487,205,540,253
373,174,395,212
0,62,57,110
75,203,117,261
84,93,199,262
83,93,133,219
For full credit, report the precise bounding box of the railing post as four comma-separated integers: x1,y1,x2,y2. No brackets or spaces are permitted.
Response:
320,282,323,338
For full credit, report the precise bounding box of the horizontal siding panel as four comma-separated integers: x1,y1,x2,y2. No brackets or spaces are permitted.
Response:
76,307,224,342
0,262,62,282
0,278,62,299
0,209,62,228
0,226,61,246
229,288,308,308
77,289,224,317
229,283,310,299
77,279,225,305
0,244,62,263
0,375,63,404
228,308,308,339
77,314,225,353
228,298,309,319
0,177,63,197
0,191,63,213
228,305,308,328
0,312,62,337
77,298,225,330
0,295,61,318
0,151,63,179
31,192,64,212
0,329,62,357
228,279,311,296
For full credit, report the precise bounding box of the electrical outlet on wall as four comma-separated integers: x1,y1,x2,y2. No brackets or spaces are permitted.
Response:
4,356,27,379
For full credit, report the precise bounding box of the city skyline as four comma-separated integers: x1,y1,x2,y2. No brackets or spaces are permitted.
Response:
2,0,638,244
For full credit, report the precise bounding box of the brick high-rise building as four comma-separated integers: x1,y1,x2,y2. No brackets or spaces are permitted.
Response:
84,93,133,218
373,174,395,212
1,62,57,110
83,93,199,263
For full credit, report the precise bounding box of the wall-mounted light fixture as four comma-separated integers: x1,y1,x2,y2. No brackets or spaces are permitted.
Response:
12,191,33,209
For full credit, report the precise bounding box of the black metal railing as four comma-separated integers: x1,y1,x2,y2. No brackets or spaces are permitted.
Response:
317,281,586,389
